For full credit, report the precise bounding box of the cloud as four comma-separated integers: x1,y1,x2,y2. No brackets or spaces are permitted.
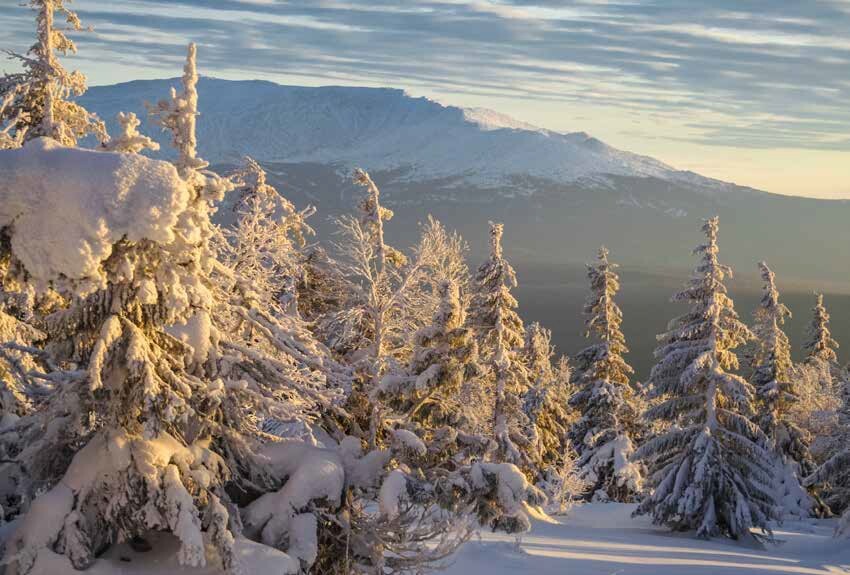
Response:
1,0,849,155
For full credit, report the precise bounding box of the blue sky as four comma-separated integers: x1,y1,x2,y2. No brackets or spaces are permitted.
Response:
2,0,850,198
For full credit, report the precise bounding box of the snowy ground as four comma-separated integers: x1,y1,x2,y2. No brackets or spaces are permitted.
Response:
22,533,298,575
445,504,850,575
13,503,849,574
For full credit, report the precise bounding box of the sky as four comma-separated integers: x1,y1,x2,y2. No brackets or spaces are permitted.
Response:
1,0,850,199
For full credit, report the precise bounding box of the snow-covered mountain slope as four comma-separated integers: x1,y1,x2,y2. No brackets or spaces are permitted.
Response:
81,78,727,190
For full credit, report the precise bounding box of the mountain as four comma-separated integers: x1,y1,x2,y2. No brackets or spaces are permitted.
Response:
80,77,850,288
82,78,733,191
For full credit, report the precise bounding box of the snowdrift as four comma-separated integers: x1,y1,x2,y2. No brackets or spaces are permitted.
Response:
0,138,189,291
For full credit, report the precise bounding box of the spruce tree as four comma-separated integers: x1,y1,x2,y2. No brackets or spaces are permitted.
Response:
797,295,844,468
751,262,795,441
1,63,239,570
806,437,850,538
469,222,530,466
375,279,481,431
635,217,777,540
523,323,565,470
215,157,314,318
0,44,339,573
322,170,444,450
750,262,815,516
322,169,434,372
0,0,106,146
569,247,642,502
371,280,547,545
522,323,584,507
804,313,850,522
803,294,839,364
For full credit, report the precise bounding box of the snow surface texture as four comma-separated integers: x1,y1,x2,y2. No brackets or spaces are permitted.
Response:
80,79,733,190
0,138,188,292
446,503,850,575
21,532,298,575
15,503,848,574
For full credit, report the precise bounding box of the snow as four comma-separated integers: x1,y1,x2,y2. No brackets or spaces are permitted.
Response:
777,459,815,520
161,464,205,567
471,462,532,517
25,532,299,575
379,469,408,520
0,138,189,292
80,79,730,191
20,503,848,574
4,429,219,573
461,107,544,133
135,277,159,305
580,434,643,497
166,310,215,364
243,440,345,547
445,503,850,575
391,428,427,456
339,436,392,489
89,315,124,391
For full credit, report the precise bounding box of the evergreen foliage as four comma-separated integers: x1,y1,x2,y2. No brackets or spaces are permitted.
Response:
569,247,642,502
635,217,777,539
0,0,106,146
469,222,530,466
750,262,816,516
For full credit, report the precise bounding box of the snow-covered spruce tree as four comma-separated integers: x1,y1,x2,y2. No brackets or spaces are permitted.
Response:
523,323,557,467
0,42,257,573
321,169,430,372
789,359,842,464
412,215,471,314
0,44,352,575
208,156,353,487
369,280,546,541
0,307,46,424
100,111,159,154
569,247,642,502
805,362,850,520
468,222,532,467
375,279,481,431
635,217,777,540
320,170,452,453
0,140,239,572
750,262,816,517
795,294,844,464
0,0,106,146
806,441,850,538
297,245,349,322
214,157,315,318
324,211,467,371
522,323,585,511
804,293,839,365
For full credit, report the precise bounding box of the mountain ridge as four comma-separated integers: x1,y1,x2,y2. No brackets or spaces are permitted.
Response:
82,76,739,193
79,77,850,287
